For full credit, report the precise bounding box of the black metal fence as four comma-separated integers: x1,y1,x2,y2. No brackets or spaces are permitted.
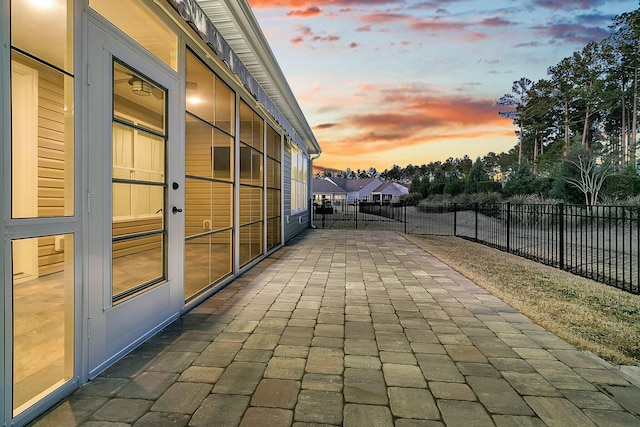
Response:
313,201,640,294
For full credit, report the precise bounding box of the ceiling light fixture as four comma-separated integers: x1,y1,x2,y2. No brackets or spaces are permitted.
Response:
129,77,153,96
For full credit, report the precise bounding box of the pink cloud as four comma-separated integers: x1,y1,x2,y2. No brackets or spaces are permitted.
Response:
290,25,341,45
248,0,393,8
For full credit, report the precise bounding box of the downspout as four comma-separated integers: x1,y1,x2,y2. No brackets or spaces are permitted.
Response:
310,152,321,229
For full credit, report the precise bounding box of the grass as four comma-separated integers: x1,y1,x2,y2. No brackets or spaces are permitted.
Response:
402,234,640,366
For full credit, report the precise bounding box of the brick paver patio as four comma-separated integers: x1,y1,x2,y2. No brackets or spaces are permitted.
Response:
31,230,640,426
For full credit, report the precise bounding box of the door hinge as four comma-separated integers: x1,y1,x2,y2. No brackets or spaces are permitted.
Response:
87,318,92,340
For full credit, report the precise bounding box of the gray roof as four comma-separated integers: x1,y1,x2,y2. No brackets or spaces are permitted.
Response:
372,182,409,196
328,177,380,192
312,179,346,194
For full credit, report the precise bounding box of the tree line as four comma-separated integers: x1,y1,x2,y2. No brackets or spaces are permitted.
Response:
317,7,640,206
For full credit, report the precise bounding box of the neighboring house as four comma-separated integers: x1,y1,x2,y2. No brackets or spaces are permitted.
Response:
322,177,383,202
0,1,321,424
312,178,347,206
371,182,410,204
312,177,409,205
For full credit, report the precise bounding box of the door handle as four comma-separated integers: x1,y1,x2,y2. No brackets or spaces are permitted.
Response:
172,206,183,214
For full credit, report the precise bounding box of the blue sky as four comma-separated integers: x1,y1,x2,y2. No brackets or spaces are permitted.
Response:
247,0,635,172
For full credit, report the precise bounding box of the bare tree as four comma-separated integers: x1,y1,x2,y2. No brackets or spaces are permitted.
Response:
565,150,613,206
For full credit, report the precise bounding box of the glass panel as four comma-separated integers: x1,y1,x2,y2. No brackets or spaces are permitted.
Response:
135,133,164,182
112,182,164,220
212,182,233,230
12,235,74,416
240,102,253,146
252,151,263,186
186,51,214,123
11,51,74,218
11,0,73,73
112,183,132,218
239,226,249,266
251,222,263,260
239,186,251,226
239,145,252,185
185,50,235,135
251,187,263,223
267,188,280,219
114,62,165,133
267,217,281,250
112,233,164,298
210,230,233,285
239,186,263,226
267,126,281,159
213,129,233,181
215,79,235,135
266,157,281,189
186,115,213,179
112,59,166,303
90,0,177,70
185,235,210,299
113,125,134,170
253,115,263,151
184,230,232,299
185,178,211,238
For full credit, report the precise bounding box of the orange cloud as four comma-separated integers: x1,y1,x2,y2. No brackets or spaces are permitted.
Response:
311,87,513,158
287,6,322,17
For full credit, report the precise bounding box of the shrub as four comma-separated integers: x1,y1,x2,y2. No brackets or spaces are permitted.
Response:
503,162,535,197
477,180,502,193
602,174,638,201
530,177,553,198
399,192,422,206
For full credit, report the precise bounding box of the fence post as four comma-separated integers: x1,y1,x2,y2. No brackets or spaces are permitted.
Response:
404,202,407,234
559,203,565,270
453,203,457,236
475,202,479,242
355,200,358,230
506,202,511,253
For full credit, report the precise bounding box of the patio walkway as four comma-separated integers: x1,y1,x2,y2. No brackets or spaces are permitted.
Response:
32,230,640,426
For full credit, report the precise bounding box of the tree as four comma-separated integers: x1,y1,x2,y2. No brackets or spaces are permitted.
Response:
464,158,489,194
498,77,533,165
564,145,613,206
502,162,536,197
610,9,640,167
547,57,578,156
571,41,613,149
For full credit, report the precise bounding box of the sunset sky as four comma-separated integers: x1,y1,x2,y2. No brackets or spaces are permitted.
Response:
246,0,634,172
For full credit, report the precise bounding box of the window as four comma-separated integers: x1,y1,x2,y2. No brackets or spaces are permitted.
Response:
239,101,264,265
9,0,75,416
266,125,281,250
184,50,236,299
291,145,308,213
111,61,167,303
